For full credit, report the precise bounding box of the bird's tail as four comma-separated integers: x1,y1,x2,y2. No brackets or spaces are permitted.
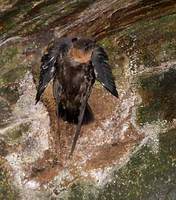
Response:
57,103,93,124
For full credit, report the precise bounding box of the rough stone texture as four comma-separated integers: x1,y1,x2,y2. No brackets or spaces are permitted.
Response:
0,156,19,199
0,0,176,199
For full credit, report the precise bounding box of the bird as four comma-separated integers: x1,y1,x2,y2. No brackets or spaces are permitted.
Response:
35,36,118,157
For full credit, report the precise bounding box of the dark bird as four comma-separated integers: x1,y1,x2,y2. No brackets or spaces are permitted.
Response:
35,36,118,157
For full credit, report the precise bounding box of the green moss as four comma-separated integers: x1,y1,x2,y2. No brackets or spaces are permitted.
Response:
0,158,19,200
1,1,38,36
2,0,95,36
0,66,27,84
62,182,98,200
0,84,19,105
160,41,176,62
111,13,176,71
97,129,176,200
141,49,159,68
0,45,28,85
120,14,176,38
0,46,18,67
0,139,8,157
137,103,160,125
99,38,113,49
137,67,176,124
4,122,31,144
0,99,12,128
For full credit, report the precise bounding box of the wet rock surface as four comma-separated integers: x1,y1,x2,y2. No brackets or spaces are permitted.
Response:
0,0,176,199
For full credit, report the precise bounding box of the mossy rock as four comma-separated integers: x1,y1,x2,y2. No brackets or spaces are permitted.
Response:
97,129,176,200
59,129,176,200
4,122,31,145
0,98,12,128
0,157,19,200
137,66,176,124
0,44,28,85
0,84,19,105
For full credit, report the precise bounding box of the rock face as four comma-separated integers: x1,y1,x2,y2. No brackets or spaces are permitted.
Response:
0,0,176,199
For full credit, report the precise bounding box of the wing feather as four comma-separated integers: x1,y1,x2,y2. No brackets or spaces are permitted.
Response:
35,37,72,104
35,53,56,104
91,46,118,98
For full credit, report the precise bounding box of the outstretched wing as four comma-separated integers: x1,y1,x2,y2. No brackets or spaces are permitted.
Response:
91,46,118,98
35,37,72,104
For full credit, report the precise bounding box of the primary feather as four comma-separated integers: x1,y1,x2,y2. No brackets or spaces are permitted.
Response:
91,46,118,98
35,54,56,104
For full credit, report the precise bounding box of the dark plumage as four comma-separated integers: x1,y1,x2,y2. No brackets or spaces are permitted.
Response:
36,36,118,157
